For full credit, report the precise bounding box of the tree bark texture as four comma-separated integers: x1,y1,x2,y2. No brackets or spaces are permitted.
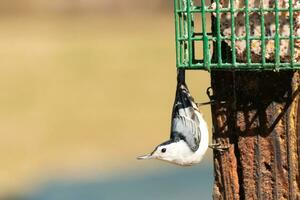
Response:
210,71,300,200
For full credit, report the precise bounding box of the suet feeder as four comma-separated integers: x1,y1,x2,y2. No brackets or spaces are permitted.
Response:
174,0,300,70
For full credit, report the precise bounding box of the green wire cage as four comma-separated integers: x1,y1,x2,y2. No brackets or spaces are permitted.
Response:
174,0,300,70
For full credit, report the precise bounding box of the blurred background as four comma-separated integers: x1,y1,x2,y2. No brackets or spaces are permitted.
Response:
0,0,213,199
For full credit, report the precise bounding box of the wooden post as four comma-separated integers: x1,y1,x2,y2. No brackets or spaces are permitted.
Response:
210,71,300,200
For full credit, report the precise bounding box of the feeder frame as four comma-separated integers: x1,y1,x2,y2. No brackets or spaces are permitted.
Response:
174,0,300,70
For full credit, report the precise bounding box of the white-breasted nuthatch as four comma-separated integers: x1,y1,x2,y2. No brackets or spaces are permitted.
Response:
137,69,209,166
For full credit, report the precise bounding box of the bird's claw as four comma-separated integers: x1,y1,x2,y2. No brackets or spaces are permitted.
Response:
209,143,230,152
196,100,226,107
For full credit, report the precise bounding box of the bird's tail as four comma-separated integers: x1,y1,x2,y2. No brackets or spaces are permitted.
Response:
172,69,199,117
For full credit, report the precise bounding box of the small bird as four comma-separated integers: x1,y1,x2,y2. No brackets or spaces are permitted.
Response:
137,69,209,166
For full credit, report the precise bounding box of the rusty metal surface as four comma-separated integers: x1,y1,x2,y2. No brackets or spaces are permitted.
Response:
210,71,300,200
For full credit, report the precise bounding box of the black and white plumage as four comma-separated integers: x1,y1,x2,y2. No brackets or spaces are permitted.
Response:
171,70,201,152
137,69,209,166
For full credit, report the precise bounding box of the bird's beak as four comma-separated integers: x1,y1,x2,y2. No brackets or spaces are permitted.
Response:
137,153,153,160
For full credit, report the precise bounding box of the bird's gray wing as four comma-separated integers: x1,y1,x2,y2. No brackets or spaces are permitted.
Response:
169,69,201,152
171,115,201,152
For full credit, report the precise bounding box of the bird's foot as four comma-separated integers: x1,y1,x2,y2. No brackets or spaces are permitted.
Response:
196,100,226,107
209,143,230,152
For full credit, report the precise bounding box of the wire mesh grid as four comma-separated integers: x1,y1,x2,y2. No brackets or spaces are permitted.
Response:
174,0,300,70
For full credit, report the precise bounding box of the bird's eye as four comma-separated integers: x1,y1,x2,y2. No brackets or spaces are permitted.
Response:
161,148,166,153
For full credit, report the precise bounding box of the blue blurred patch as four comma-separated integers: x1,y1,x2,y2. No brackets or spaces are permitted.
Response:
22,165,212,200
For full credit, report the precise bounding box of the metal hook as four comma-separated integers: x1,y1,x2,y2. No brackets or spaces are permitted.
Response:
196,87,226,107
206,86,214,100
